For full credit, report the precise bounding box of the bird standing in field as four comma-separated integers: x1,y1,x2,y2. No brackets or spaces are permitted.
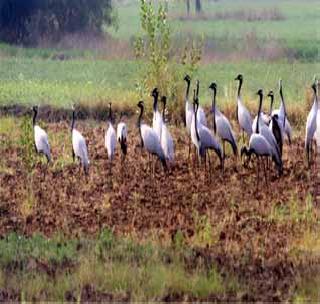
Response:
209,82,237,159
160,96,174,163
241,89,282,185
235,74,253,141
105,102,117,165
305,80,318,167
137,101,167,173
117,112,128,161
151,88,163,141
271,79,292,145
191,90,223,171
184,75,207,158
32,105,51,163
71,106,89,174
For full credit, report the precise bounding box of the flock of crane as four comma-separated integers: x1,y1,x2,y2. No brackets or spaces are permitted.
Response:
31,74,319,180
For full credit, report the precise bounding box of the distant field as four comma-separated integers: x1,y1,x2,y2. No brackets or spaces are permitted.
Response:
0,58,319,110
110,0,320,61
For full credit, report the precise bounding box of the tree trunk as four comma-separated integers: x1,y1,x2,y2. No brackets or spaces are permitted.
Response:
195,0,202,14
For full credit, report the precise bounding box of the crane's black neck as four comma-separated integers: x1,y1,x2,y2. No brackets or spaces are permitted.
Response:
153,92,158,113
196,81,200,98
32,108,37,127
237,78,243,98
211,87,217,134
71,110,75,132
185,79,190,101
138,105,144,147
256,92,263,134
269,94,274,116
193,90,200,142
108,104,112,123
312,84,318,105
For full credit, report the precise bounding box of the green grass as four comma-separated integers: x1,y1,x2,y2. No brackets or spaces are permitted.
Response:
0,57,318,109
110,0,320,61
0,231,239,301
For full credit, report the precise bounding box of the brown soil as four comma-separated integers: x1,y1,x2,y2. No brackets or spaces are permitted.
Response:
0,117,319,301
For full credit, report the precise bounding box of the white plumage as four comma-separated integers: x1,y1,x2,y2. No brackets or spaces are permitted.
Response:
151,88,163,141
105,103,117,161
210,82,237,156
137,101,167,171
305,82,318,166
191,93,223,167
160,96,174,162
117,120,128,157
71,109,89,174
235,74,253,138
32,106,51,163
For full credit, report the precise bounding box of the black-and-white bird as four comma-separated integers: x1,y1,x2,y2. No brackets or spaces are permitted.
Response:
209,82,237,158
117,112,128,159
105,102,117,161
271,79,292,144
160,96,174,162
184,75,207,133
267,90,283,157
71,106,89,174
151,88,163,141
235,74,253,140
241,89,283,181
191,90,223,170
137,101,167,171
32,105,51,163
305,81,318,167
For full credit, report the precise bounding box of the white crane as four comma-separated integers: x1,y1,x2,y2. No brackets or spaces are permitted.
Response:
32,105,51,163
137,101,167,172
267,90,283,157
160,96,175,162
209,82,237,158
117,112,128,160
151,88,163,141
71,106,89,174
305,81,318,167
271,79,292,144
105,102,117,162
241,89,283,182
235,74,253,141
191,90,223,171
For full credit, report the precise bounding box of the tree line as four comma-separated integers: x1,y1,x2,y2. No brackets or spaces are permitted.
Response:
0,0,114,45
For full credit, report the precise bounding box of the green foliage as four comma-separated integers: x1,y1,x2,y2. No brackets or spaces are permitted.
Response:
19,115,35,171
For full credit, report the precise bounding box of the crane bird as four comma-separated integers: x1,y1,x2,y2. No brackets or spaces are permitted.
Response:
235,74,253,141
151,88,163,141
105,102,117,166
32,105,51,163
241,89,283,183
209,82,237,159
191,89,223,171
117,112,128,160
271,79,292,145
160,96,175,163
137,101,167,173
267,90,283,157
305,81,318,167
71,106,89,174
184,75,207,158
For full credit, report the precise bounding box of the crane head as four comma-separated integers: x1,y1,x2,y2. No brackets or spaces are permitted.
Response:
235,74,243,81
256,89,263,96
184,74,191,82
209,82,217,90
267,90,274,98
137,100,144,109
151,87,159,97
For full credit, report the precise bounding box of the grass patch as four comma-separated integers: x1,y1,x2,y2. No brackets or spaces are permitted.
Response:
0,231,240,301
